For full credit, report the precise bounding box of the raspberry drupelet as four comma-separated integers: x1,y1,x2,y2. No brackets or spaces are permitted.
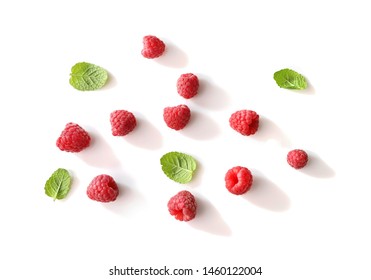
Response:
167,190,197,221
56,122,91,152
141,35,166,59
225,166,253,195
87,174,119,202
287,149,308,169
229,110,259,136
163,104,191,130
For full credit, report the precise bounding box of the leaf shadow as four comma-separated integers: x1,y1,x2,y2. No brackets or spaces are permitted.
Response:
101,71,117,91
289,78,315,95
303,78,315,94
65,169,79,200
186,159,204,188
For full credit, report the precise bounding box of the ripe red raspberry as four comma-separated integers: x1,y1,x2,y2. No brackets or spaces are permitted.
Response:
229,110,259,136
87,174,119,202
287,149,308,169
110,110,137,136
56,122,91,152
167,190,197,221
163,104,191,130
225,166,253,195
141,35,165,59
177,73,199,99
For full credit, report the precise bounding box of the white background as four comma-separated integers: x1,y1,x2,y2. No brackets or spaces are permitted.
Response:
1,0,370,279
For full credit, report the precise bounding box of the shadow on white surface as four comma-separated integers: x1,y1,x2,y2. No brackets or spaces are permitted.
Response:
190,196,232,236
155,42,188,68
303,79,315,95
245,174,291,212
103,175,146,216
101,71,117,91
285,78,315,95
77,129,121,168
181,111,221,140
187,160,204,188
125,116,163,150
254,116,291,147
194,76,230,110
300,151,335,178
65,169,79,200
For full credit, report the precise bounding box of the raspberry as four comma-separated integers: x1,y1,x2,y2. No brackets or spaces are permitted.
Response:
287,149,308,169
167,190,197,221
177,73,199,99
163,104,191,130
225,166,253,195
110,110,136,136
141,35,165,59
87,174,119,202
56,122,91,152
229,110,259,136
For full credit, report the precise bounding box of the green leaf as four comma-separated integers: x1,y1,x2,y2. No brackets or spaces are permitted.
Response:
273,68,307,90
44,168,72,201
160,151,197,184
69,62,108,91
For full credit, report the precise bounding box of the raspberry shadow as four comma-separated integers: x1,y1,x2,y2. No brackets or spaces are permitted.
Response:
299,151,335,178
244,172,291,212
189,195,232,236
124,114,163,150
155,42,188,68
193,75,231,111
76,127,121,169
253,116,291,147
180,110,221,140
102,170,147,216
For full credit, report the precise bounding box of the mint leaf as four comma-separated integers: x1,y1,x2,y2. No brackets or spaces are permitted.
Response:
69,62,108,91
160,152,197,184
273,68,307,90
44,168,72,201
